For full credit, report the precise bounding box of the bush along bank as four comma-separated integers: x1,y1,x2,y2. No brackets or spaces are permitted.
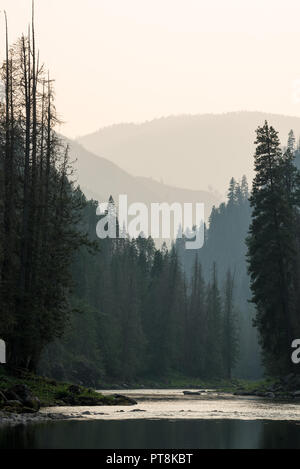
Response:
0,366,137,415
233,373,300,399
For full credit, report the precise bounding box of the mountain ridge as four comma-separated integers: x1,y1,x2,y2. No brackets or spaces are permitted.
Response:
77,111,300,195
66,139,220,222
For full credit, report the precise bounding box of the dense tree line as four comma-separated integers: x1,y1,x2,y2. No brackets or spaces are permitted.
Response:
40,197,240,386
177,177,262,379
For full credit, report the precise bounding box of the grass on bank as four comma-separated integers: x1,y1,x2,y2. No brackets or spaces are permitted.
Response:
0,366,280,408
0,366,115,407
100,371,276,393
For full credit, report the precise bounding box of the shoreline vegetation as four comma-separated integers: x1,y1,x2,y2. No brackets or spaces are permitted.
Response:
0,366,137,421
2,367,300,426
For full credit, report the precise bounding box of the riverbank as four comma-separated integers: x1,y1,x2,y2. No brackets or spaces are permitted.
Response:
98,375,255,391
4,386,300,433
99,373,300,400
0,409,73,426
98,374,267,393
2,366,300,427
0,366,137,419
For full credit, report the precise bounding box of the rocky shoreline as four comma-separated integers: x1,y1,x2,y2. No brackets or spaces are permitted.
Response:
0,376,137,426
0,410,64,426
233,373,300,400
2,369,300,427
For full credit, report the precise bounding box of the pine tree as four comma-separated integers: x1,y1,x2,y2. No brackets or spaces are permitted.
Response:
241,175,249,201
223,269,239,379
287,129,296,154
205,263,223,378
247,121,300,374
186,256,206,376
227,177,236,205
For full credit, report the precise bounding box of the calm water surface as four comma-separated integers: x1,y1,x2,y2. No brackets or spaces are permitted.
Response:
1,389,300,449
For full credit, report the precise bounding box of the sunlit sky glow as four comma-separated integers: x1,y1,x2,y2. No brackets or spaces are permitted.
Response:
1,0,300,137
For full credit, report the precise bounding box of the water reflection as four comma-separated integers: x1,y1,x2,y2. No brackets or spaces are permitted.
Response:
1,419,300,449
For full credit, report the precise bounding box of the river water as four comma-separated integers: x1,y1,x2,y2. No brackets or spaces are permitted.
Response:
1,389,300,449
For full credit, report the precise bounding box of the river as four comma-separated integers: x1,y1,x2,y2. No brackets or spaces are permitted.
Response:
1,389,300,449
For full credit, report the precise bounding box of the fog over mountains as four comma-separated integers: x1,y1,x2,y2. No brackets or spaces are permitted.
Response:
77,111,300,196
67,139,220,221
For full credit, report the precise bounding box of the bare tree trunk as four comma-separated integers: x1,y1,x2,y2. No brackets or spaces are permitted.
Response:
19,35,31,296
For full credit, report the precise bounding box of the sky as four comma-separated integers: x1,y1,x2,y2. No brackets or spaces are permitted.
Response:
1,0,300,138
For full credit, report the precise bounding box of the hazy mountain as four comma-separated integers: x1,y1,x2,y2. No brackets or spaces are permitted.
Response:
77,111,300,195
67,140,220,222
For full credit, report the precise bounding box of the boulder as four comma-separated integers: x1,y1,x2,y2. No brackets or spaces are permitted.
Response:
292,376,300,387
267,386,276,393
0,390,7,403
3,390,20,401
9,384,31,400
68,385,82,395
274,385,284,392
281,373,295,385
23,396,41,411
6,399,23,408
3,400,24,413
4,384,40,412
21,406,39,414
113,394,137,405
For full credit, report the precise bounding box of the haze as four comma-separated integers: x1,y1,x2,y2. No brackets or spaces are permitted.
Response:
1,0,300,138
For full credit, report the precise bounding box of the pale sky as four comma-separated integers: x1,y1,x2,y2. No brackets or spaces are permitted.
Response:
1,0,300,138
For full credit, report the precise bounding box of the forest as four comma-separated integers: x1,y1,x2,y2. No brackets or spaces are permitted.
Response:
1,10,300,388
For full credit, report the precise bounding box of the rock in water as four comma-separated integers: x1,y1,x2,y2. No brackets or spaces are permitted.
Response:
113,394,137,405
3,384,40,412
183,391,201,396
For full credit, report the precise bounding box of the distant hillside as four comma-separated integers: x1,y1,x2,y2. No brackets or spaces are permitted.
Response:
77,112,300,195
66,140,220,221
